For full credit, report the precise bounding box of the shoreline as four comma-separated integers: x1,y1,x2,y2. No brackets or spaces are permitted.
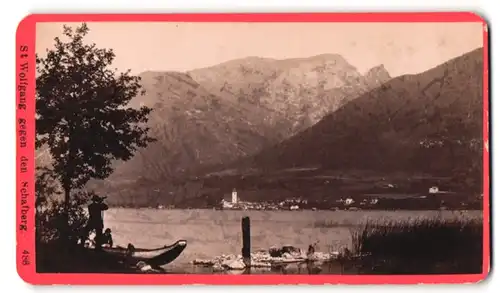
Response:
105,206,484,212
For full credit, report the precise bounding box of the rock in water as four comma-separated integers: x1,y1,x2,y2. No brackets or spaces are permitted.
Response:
192,259,214,266
212,263,224,272
307,251,334,262
269,247,282,257
282,245,301,254
223,259,246,270
269,245,302,257
192,246,340,271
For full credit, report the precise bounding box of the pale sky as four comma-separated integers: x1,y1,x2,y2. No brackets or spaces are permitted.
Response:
36,22,483,77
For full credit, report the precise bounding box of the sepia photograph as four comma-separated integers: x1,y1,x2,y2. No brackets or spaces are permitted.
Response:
32,19,486,277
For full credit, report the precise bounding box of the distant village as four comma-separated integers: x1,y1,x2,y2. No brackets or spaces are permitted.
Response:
210,187,482,211
218,188,373,211
121,185,481,211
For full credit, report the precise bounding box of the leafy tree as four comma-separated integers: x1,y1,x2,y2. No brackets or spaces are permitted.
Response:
35,23,156,238
35,168,89,245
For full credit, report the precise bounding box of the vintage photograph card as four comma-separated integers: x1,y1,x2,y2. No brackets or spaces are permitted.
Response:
16,13,489,285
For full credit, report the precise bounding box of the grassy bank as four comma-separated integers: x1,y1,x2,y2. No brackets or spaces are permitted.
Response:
339,217,483,274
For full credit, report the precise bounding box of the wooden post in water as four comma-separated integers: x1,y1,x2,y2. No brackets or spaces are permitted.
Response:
241,216,251,268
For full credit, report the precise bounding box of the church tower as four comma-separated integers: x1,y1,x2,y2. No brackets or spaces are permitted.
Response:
231,188,238,204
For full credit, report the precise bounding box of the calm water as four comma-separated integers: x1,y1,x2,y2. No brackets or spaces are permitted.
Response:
103,208,482,274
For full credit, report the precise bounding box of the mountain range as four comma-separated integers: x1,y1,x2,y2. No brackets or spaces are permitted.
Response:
92,54,392,190
166,47,481,205
241,48,483,175
37,48,484,207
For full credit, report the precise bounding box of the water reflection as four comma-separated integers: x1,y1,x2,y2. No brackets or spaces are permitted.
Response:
162,260,357,275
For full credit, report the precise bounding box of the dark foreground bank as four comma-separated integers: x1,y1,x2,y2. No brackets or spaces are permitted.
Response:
36,242,143,273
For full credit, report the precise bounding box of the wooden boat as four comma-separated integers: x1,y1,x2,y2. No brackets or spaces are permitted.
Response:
94,240,187,267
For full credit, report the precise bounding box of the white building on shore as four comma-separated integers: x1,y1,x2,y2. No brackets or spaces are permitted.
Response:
429,186,439,194
232,188,238,204
221,188,240,209
344,198,355,205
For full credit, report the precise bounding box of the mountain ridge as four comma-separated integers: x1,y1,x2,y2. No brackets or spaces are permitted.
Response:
100,53,392,184
236,47,483,183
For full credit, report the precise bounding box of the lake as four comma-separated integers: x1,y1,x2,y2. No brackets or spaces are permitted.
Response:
103,208,482,274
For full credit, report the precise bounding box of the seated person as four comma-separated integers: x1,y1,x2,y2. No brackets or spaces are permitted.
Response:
95,228,113,248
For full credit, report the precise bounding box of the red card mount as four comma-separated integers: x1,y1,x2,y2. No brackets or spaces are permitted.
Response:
16,12,490,285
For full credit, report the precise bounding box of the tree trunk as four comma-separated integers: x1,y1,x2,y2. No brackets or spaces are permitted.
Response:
61,185,71,244
63,123,75,244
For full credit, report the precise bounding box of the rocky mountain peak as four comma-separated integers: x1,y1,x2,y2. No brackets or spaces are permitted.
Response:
363,64,391,84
